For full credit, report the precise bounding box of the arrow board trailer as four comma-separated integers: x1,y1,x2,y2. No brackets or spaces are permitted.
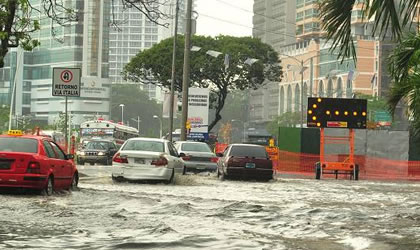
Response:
52,68,81,97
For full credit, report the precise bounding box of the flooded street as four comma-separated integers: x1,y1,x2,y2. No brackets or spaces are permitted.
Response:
0,165,419,250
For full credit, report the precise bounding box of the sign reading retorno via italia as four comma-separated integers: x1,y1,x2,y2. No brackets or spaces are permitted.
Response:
52,68,81,97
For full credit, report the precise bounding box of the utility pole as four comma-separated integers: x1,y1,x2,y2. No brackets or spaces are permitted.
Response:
169,0,179,142
180,0,193,141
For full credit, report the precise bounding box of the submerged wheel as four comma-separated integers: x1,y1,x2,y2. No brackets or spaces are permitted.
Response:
42,176,54,196
354,164,359,181
218,168,225,181
182,166,187,175
165,169,175,184
70,173,78,191
315,162,321,180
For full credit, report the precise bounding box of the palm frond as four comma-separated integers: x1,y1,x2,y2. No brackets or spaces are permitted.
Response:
366,0,402,40
388,33,420,83
319,0,356,61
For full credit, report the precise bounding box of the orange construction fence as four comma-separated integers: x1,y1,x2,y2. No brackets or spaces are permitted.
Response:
275,150,420,181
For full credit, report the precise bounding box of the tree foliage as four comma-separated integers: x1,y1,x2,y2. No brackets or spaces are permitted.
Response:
319,0,419,61
110,84,176,138
266,112,300,137
124,35,283,132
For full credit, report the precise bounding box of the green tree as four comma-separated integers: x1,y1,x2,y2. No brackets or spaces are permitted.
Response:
266,112,300,136
0,105,9,133
110,84,172,138
124,35,283,132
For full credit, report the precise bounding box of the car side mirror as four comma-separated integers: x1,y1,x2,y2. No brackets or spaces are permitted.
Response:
216,153,223,157
67,154,74,160
179,152,186,158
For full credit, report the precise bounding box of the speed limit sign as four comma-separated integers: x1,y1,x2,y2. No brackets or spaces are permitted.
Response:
52,68,81,97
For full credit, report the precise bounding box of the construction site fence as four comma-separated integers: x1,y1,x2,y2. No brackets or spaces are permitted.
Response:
275,150,420,181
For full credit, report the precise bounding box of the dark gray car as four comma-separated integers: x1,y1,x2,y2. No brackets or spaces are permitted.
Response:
174,141,218,174
77,140,118,165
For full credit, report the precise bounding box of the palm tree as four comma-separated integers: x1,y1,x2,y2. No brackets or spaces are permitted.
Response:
319,0,418,60
319,0,420,130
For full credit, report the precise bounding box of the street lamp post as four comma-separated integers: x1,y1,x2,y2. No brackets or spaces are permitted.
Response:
131,116,141,132
119,104,125,124
153,115,162,138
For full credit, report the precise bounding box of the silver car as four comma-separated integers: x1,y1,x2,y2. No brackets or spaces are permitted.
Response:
111,138,184,183
174,141,218,174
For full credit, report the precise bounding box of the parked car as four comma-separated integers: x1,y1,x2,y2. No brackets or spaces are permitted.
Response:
77,140,118,165
111,137,185,183
216,143,273,181
0,130,78,195
174,141,218,174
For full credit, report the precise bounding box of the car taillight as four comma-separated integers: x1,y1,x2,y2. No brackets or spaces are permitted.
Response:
27,162,41,174
112,153,128,163
151,156,168,167
211,157,218,163
182,156,190,161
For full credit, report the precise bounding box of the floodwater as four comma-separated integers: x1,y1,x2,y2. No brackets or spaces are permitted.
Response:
0,165,419,250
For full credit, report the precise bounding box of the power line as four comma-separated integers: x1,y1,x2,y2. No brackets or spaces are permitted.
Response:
214,0,297,27
197,12,378,52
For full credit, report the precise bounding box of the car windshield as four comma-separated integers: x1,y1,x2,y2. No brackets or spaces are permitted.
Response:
86,141,110,150
122,140,164,152
181,143,212,152
229,145,267,158
0,138,38,153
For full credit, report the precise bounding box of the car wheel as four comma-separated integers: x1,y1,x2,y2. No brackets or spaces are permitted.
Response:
111,175,119,183
42,176,54,196
89,162,95,166
315,162,321,180
165,169,175,184
182,166,186,175
70,173,79,191
354,164,359,181
78,160,84,165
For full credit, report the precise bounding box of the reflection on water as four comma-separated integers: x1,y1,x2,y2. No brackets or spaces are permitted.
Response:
0,170,420,249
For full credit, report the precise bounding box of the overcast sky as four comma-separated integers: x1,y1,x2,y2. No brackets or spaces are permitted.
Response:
194,0,253,37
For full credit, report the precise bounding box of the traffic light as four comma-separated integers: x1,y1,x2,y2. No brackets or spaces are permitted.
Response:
307,97,367,129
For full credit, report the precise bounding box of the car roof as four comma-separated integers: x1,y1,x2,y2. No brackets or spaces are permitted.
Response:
127,137,169,143
0,135,50,141
229,143,265,148
175,141,208,145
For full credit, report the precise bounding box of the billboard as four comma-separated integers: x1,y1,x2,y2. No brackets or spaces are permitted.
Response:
306,97,367,129
188,88,210,140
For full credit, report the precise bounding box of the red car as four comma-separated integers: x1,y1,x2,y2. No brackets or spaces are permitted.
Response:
0,131,78,195
216,144,273,181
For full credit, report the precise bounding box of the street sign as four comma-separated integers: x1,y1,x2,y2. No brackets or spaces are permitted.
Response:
307,97,367,129
52,68,81,97
374,111,392,122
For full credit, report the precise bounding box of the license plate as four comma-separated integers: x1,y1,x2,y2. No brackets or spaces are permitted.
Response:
245,163,255,169
197,165,206,170
134,159,145,164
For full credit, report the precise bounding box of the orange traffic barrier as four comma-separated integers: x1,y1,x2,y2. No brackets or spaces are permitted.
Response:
275,150,420,181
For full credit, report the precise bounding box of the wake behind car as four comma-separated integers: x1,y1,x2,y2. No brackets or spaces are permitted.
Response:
0,130,78,195
77,140,118,165
111,137,184,183
174,141,218,174
216,143,273,181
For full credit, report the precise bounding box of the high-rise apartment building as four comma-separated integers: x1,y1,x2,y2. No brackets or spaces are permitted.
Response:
253,0,296,51
0,0,111,126
109,0,188,102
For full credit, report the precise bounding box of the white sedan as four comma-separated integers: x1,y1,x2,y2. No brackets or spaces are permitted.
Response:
111,138,185,183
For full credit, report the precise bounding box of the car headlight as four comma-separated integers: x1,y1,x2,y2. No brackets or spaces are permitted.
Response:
79,151,86,156
98,152,105,156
